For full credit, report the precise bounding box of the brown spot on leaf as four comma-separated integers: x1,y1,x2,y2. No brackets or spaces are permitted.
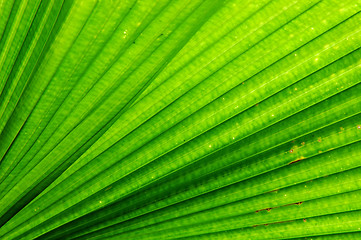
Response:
271,220,294,225
267,189,279,194
256,207,273,213
288,157,305,165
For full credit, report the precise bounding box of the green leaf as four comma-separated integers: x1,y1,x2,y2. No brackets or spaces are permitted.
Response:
1,0,361,239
